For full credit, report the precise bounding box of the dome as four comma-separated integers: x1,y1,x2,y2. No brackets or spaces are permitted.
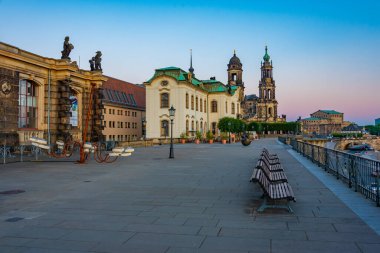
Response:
263,46,270,62
228,50,242,68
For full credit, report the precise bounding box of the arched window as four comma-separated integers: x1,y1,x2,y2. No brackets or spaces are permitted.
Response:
267,89,271,100
204,100,207,113
191,95,194,110
211,101,217,113
196,96,198,111
196,121,199,131
191,120,194,131
18,80,38,129
200,98,203,112
268,107,272,116
225,101,228,113
237,103,239,114
200,121,203,132
186,120,189,134
231,103,235,114
161,93,169,108
186,93,189,109
161,120,169,136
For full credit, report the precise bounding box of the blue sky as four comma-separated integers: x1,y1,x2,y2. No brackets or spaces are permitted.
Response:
1,0,379,124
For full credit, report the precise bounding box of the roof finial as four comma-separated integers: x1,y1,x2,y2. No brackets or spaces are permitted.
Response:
234,49,236,56
189,49,194,74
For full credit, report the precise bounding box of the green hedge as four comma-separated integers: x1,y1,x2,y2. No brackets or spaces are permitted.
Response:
217,117,247,133
247,122,300,134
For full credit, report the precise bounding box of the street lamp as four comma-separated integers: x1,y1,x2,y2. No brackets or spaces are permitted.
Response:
228,121,231,144
169,105,176,158
142,117,146,140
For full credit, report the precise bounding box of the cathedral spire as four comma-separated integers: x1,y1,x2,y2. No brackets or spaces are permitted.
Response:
263,46,270,62
189,49,194,74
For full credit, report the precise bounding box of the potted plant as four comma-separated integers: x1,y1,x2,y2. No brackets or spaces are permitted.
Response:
195,131,202,144
206,130,214,144
220,132,228,144
180,132,187,144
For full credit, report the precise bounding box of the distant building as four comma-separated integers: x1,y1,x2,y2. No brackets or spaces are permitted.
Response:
376,118,380,126
242,47,286,122
301,110,344,136
144,52,243,140
341,123,362,135
102,76,145,142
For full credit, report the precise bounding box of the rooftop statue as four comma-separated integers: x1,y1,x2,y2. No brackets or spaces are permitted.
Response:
61,36,74,60
94,51,102,71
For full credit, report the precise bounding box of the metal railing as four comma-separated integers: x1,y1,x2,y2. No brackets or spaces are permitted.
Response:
281,138,380,206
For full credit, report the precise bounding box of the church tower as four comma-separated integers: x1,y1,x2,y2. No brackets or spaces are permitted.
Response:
256,46,278,122
227,50,244,87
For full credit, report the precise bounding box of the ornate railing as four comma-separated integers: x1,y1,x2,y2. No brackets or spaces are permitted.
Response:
281,138,380,207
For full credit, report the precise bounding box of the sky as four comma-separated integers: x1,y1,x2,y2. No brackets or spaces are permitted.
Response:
0,0,379,125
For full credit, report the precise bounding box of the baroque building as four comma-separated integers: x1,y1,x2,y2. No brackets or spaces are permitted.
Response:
0,42,105,145
301,110,345,136
144,52,243,141
242,47,286,122
101,76,145,142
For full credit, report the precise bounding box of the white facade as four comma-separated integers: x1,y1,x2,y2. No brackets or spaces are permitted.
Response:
145,67,242,140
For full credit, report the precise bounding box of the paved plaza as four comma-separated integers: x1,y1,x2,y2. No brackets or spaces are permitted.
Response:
1,138,380,253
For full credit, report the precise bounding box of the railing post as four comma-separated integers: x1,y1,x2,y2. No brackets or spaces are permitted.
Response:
336,151,339,180
311,145,315,163
354,156,358,192
348,155,353,188
324,149,328,172
376,164,380,207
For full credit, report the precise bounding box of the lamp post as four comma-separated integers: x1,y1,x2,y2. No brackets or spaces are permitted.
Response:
169,105,176,159
142,117,146,140
228,121,231,144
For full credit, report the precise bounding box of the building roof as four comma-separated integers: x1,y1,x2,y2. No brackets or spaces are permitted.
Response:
303,117,324,121
146,66,237,95
228,51,242,67
103,76,145,109
245,94,258,101
342,124,362,132
319,110,343,115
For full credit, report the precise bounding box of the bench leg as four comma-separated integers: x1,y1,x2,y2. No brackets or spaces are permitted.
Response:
257,198,294,213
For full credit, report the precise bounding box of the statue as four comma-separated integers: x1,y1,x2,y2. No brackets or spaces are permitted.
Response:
89,57,95,71
61,36,74,60
241,132,252,146
94,51,102,71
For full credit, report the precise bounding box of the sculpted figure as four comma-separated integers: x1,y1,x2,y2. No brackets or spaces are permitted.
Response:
89,57,95,71
94,51,102,71
61,36,74,60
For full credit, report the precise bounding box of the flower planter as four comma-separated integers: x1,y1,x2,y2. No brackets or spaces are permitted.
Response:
208,140,214,144
180,139,186,144
195,139,200,144
221,139,227,144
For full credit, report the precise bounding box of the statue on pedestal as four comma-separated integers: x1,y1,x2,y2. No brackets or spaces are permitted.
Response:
94,51,102,71
61,36,74,60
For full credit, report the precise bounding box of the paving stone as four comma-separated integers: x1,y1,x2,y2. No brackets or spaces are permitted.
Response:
61,230,135,243
271,239,362,253
356,243,380,253
121,224,200,235
200,236,269,252
219,227,307,240
23,238,96,251
124,232,205,248
306,231,380,243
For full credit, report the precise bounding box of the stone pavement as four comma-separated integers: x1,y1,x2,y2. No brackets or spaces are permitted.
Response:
0,138,380,253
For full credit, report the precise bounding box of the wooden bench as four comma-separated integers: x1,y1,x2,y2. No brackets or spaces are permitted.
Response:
257,157,284,172
251,149,295,213
253,169,295,212
262,148,279,160
251,161,288,183
260,149,280,164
